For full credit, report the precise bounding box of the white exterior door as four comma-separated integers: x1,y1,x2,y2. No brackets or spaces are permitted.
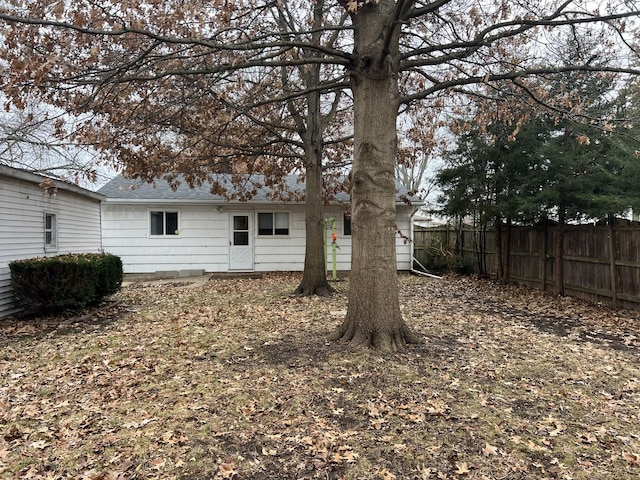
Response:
229,212,253,271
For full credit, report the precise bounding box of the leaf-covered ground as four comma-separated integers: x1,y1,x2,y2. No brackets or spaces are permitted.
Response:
1,273,639,480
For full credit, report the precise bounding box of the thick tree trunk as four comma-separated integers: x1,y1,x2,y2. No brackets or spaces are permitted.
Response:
329,1,420,351
294,143,333,296
293,7,333,297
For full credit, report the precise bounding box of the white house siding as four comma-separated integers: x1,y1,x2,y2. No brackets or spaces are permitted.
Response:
0,170,103,318
394,207,414,270
253,208,306,272
101,202,415,274
324,206,414,271
101,203,230,273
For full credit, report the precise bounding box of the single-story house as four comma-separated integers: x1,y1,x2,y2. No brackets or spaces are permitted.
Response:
98,174,422,275
0,165,104,318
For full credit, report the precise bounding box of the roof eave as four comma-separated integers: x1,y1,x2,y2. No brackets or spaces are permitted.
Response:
0,165,105,202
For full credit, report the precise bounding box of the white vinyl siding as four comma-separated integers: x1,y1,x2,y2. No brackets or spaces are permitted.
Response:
102,204,229,273
101,203,415,274
394,208,413,270
253,210,305,271
0,171,103,318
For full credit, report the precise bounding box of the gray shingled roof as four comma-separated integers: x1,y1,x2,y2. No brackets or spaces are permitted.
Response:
98,174,423,205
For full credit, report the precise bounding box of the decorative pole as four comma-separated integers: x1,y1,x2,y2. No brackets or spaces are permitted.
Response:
324,217,338,280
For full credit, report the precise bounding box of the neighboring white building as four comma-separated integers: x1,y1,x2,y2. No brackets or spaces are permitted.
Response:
99,175,422,275
0,165,104,318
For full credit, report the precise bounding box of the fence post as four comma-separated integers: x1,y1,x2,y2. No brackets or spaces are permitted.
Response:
608,216,618,308
541,220,548,291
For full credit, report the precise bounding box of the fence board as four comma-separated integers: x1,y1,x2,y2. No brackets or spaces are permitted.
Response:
414,224,640,310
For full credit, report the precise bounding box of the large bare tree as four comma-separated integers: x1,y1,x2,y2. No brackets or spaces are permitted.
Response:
1,0,638,350
275,1,353,296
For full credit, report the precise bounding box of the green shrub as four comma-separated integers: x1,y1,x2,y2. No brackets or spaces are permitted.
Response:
9,253,123,315
93,253,123,297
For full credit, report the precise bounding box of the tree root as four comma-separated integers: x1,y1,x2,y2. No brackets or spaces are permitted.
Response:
292,281,335,297
329,319,422,352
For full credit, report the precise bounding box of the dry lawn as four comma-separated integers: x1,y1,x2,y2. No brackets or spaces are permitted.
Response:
1,273,640,480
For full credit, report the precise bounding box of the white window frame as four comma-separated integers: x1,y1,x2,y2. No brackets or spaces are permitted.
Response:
257,211,290,236
44,212,58,252
149,210,181,237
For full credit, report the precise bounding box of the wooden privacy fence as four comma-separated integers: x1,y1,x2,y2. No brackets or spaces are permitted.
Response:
414,223,640,310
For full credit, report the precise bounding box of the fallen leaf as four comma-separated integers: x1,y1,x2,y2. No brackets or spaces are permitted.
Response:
578,432,597,444
342,450,359,463
623,452,640,466
370,417,387,430
427,401,448,416
482,443,498,456
527,440,549,452
455,461,471,475
378,468,396,480
261,447,277,456
29,440,49,450
367,402,383,417
217,459,237,479
79,469,107,480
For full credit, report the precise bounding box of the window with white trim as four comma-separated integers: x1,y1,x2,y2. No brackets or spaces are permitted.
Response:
258,212,289,236
150,211,179,236
44,212,57,251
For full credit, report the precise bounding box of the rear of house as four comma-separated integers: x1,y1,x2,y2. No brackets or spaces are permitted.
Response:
0,166,104,318
98,175,420,275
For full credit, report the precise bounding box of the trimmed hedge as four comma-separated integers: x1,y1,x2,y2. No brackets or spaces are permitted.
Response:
9,253,123,315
